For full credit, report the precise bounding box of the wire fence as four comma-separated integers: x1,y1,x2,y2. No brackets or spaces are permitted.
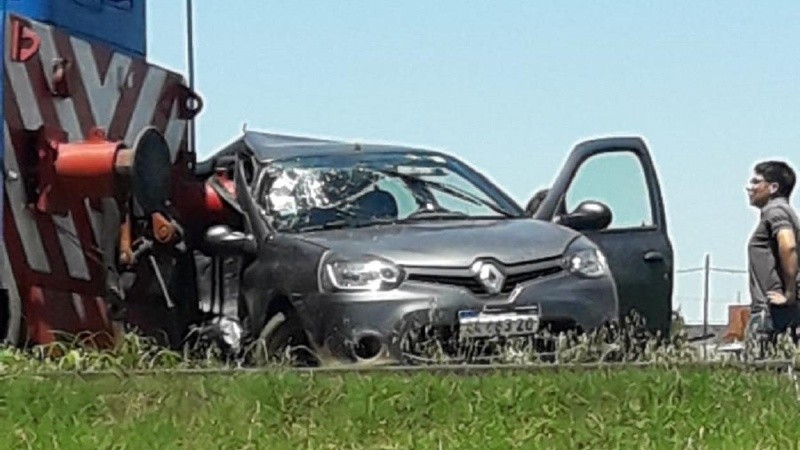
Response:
676,267,747,275
674,253,748,332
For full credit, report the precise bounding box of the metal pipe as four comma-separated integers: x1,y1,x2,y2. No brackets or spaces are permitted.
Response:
149,255,175,309
209,257,218,314
186,0,196,155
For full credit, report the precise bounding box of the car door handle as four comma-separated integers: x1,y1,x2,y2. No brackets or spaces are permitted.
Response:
643,251,664,262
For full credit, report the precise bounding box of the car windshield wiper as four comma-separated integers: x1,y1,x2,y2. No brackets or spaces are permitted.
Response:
295,217,399,232
400,210,470,222
379,169,517,218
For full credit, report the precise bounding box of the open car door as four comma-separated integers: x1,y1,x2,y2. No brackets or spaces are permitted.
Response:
534,137,674,336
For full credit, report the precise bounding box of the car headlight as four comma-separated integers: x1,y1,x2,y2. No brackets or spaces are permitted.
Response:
323,256,404,291
563,247,607,278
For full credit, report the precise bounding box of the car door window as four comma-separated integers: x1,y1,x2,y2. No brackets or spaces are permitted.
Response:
564,151,654,229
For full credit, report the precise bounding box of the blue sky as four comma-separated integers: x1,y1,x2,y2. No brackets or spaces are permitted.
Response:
147,1,800,324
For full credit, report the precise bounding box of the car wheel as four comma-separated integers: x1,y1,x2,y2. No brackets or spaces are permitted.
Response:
255,310,318,367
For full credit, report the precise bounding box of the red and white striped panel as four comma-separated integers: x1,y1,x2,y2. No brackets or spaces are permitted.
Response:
3,15,189,343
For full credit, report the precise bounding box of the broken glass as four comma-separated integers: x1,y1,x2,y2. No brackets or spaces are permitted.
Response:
258,152,520,232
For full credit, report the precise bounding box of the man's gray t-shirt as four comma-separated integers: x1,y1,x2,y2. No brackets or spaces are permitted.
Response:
748,197,800,311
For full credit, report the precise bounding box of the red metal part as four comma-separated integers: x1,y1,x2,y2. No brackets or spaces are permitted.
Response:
55,140,122,190
119,213,133,267
32,126,68,214
27,286,112,346
3,14,205,347
151,212,175,244
10,17,40,62
171,172,238,229
34,127,125,214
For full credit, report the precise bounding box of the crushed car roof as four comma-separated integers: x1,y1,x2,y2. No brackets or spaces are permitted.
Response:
214,130,440,162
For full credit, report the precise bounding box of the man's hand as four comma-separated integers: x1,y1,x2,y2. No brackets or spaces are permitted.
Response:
768,290,794,305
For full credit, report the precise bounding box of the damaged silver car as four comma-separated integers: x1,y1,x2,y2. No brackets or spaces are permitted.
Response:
199,131,673,365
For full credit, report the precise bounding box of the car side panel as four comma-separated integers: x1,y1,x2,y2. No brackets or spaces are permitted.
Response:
239,235,327,336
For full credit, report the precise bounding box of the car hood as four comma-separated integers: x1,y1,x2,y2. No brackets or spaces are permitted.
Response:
296,219,581,267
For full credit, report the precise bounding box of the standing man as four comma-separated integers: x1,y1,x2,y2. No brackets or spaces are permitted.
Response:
746,161,800,339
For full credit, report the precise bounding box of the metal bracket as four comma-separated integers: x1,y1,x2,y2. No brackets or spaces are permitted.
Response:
10,18,40,62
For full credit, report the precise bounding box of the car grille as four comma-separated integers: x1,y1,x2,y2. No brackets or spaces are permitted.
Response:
407,264,563,295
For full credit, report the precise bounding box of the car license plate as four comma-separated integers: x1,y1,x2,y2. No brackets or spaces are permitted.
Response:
458,311,539,339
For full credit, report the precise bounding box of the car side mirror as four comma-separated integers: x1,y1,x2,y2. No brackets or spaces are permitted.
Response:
203,224,257,256
557,200,612,231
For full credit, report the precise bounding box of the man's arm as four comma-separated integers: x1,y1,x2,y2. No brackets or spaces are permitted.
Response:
765,206,798,306
776,228,798,302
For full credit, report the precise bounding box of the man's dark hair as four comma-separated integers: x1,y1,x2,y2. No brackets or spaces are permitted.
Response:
755,160,796,198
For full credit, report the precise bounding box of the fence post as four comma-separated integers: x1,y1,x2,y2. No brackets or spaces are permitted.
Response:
703,253,710,340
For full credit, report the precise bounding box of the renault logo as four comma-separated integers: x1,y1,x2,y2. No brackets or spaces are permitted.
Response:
471,261,506,294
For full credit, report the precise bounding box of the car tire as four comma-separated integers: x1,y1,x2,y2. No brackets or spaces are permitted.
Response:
256,310,318,366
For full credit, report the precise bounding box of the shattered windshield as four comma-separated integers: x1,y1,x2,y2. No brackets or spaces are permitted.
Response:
255,151,520,232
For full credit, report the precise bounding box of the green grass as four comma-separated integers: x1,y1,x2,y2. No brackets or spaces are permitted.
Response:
1,368,799,449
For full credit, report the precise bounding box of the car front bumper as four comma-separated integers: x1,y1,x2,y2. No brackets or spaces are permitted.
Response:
299,269,618,364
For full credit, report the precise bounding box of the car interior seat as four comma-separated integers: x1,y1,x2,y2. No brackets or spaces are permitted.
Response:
304,189,398,228
352,188,398,222
306,207,338,227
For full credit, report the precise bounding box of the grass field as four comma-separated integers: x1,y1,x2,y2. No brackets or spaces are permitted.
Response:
1,367,799,449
